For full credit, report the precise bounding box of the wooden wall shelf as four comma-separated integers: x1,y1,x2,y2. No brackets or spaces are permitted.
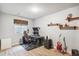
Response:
48,14,79,30
66,16,79,22
59,26,79,30
48,23,62,26
48,23,79,30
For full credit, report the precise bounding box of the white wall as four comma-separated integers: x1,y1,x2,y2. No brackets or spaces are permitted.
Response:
0,5,79,51
33,6,79,51
0,12,33,46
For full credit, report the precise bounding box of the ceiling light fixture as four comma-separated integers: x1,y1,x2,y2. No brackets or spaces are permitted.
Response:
31,6,40,13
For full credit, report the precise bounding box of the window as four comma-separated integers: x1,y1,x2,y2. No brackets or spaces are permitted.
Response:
15,24,28,33
14,19,28,33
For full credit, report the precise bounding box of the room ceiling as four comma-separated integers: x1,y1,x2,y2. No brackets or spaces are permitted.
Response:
0,3,79,20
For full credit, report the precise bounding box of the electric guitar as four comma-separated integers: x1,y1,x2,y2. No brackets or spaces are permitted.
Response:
63,37,67,52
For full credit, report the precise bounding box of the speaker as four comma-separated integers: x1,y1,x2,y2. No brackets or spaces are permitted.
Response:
44,39,53,49
72,49,79,56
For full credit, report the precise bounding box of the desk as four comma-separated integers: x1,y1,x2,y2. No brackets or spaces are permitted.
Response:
30,36,45,46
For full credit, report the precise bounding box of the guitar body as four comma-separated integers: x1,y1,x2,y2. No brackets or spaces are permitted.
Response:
56,41,62,52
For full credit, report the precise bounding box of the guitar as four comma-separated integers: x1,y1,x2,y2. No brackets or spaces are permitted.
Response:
63,37,67,53
56,41,62,52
